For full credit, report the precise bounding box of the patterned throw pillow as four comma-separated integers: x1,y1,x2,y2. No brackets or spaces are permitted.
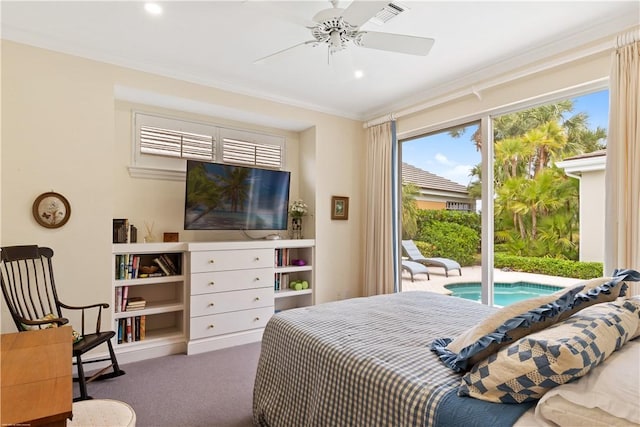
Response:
21,313,83,343
458,300,639,404
21,312,59,330
431,270,638,373
431,285,584,372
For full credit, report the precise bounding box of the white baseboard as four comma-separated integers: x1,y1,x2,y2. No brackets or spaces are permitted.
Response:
187,329,264,355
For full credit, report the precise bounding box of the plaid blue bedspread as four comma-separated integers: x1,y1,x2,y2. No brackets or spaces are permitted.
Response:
253,291,532,426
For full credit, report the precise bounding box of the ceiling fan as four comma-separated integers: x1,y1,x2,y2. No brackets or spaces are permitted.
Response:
254,0,435,64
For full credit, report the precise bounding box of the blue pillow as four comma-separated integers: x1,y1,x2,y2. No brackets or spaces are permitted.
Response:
431,285,583,372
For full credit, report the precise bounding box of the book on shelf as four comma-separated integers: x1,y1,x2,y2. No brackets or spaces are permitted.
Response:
113,219,129,244
160,254,179,275
115,287,123,313
126,317,133,343
116,316,146,343
140,315,146,340
121,286,129,312
117,319,123,343
125,296,146,311
153,257,173,276
134,316,141,341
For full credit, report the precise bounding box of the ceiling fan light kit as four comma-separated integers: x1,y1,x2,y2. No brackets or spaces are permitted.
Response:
255,0,434,63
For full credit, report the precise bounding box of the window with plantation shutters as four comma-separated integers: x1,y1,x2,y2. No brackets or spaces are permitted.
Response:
130,112,286,180
219,128,284,169
140,126,214,161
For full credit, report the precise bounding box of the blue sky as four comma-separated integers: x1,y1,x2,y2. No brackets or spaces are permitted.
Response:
402,89,610,186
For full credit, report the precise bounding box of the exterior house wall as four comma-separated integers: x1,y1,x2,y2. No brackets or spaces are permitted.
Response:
579,169,605,262
416,201,446,210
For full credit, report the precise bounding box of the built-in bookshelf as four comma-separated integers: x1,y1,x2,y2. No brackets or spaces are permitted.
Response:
112,240,314,360
111,243,187,360
273,241,314,312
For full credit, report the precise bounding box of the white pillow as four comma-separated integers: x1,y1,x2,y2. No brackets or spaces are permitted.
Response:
534,339,640,426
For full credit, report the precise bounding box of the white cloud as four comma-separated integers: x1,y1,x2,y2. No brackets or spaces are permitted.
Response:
441,164,474,186
435,153,453,166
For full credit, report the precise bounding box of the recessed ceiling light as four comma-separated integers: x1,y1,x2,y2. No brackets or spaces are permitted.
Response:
145,3,163,15
354,70,364,79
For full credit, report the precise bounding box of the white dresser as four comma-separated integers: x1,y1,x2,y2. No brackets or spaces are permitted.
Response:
186,240,314,355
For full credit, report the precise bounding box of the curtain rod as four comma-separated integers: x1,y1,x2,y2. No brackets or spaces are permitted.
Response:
615,28,640,48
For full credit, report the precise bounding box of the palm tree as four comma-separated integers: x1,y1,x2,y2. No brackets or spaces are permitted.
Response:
524,121,566,175
218,166,250,212
521,168,564,239
495,176,528,239
185,163,223,222
402,183,420,239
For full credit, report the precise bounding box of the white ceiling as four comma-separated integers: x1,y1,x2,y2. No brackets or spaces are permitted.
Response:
2,1,638,123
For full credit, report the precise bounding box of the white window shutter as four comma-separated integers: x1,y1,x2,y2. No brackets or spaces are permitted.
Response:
140,126,214,161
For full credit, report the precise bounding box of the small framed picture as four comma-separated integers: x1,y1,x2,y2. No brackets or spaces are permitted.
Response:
331,196,349,220
32,192,71,229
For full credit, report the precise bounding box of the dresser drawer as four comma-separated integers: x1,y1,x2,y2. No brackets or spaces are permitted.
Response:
190,306,273,339
191,268,273,295
190,249,273,273
190,287,273,317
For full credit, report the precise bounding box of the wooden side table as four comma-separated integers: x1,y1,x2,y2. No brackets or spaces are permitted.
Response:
1,326,73,426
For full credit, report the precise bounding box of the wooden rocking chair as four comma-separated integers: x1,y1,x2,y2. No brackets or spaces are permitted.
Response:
0,245,125,401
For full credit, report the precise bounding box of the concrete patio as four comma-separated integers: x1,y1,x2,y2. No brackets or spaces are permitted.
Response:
401,265,582,295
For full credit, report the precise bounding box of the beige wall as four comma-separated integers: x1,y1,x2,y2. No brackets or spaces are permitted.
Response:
1,41,365,333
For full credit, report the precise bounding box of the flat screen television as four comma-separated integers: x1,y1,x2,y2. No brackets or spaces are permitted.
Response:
184,160,291,231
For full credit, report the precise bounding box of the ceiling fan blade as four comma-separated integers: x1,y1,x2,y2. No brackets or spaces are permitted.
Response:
341,1,388,27
253,40,318,64
356,32,435,56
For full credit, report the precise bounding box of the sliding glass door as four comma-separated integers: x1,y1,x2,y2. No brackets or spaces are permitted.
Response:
398,88,608,306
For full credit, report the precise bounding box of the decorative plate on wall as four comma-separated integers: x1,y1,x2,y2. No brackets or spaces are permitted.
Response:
32,192,71,228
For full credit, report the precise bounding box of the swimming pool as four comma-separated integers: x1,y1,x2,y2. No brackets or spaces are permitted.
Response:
445,282,564,306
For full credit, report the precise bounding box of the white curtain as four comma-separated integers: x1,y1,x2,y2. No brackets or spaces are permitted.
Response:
604,29,640,295
363,121,396,296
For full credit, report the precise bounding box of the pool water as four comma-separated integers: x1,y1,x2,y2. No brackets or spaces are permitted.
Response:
445,282,564,306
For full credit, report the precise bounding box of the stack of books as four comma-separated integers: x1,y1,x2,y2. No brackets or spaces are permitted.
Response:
153,254,179,276
125,296,146,311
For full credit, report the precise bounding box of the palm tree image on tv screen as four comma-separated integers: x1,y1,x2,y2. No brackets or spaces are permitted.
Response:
184,161,290,231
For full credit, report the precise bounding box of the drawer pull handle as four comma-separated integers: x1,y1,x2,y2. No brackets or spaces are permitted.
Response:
254,297,260,301
208,281,215,286
255,277,260,281
208,259,215,264
208,302,215,307
254,257,260,261
208,324,215,329
254,317,260,321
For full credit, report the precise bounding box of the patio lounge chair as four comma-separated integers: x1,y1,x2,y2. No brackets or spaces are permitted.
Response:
401,240,462,278
402,260,430,281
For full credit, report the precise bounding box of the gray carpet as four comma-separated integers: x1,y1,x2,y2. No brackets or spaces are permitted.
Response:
76,342,262,427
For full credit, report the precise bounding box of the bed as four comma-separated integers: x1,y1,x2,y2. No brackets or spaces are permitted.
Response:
253,292,533,427
253,289,640,427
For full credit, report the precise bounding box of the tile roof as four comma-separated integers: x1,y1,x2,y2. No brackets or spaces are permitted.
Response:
561,149,606,161
402,162,469,194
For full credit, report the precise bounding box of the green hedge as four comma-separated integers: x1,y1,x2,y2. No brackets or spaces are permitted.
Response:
494,253,603,279
415,221,479,266
417,209,481,234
